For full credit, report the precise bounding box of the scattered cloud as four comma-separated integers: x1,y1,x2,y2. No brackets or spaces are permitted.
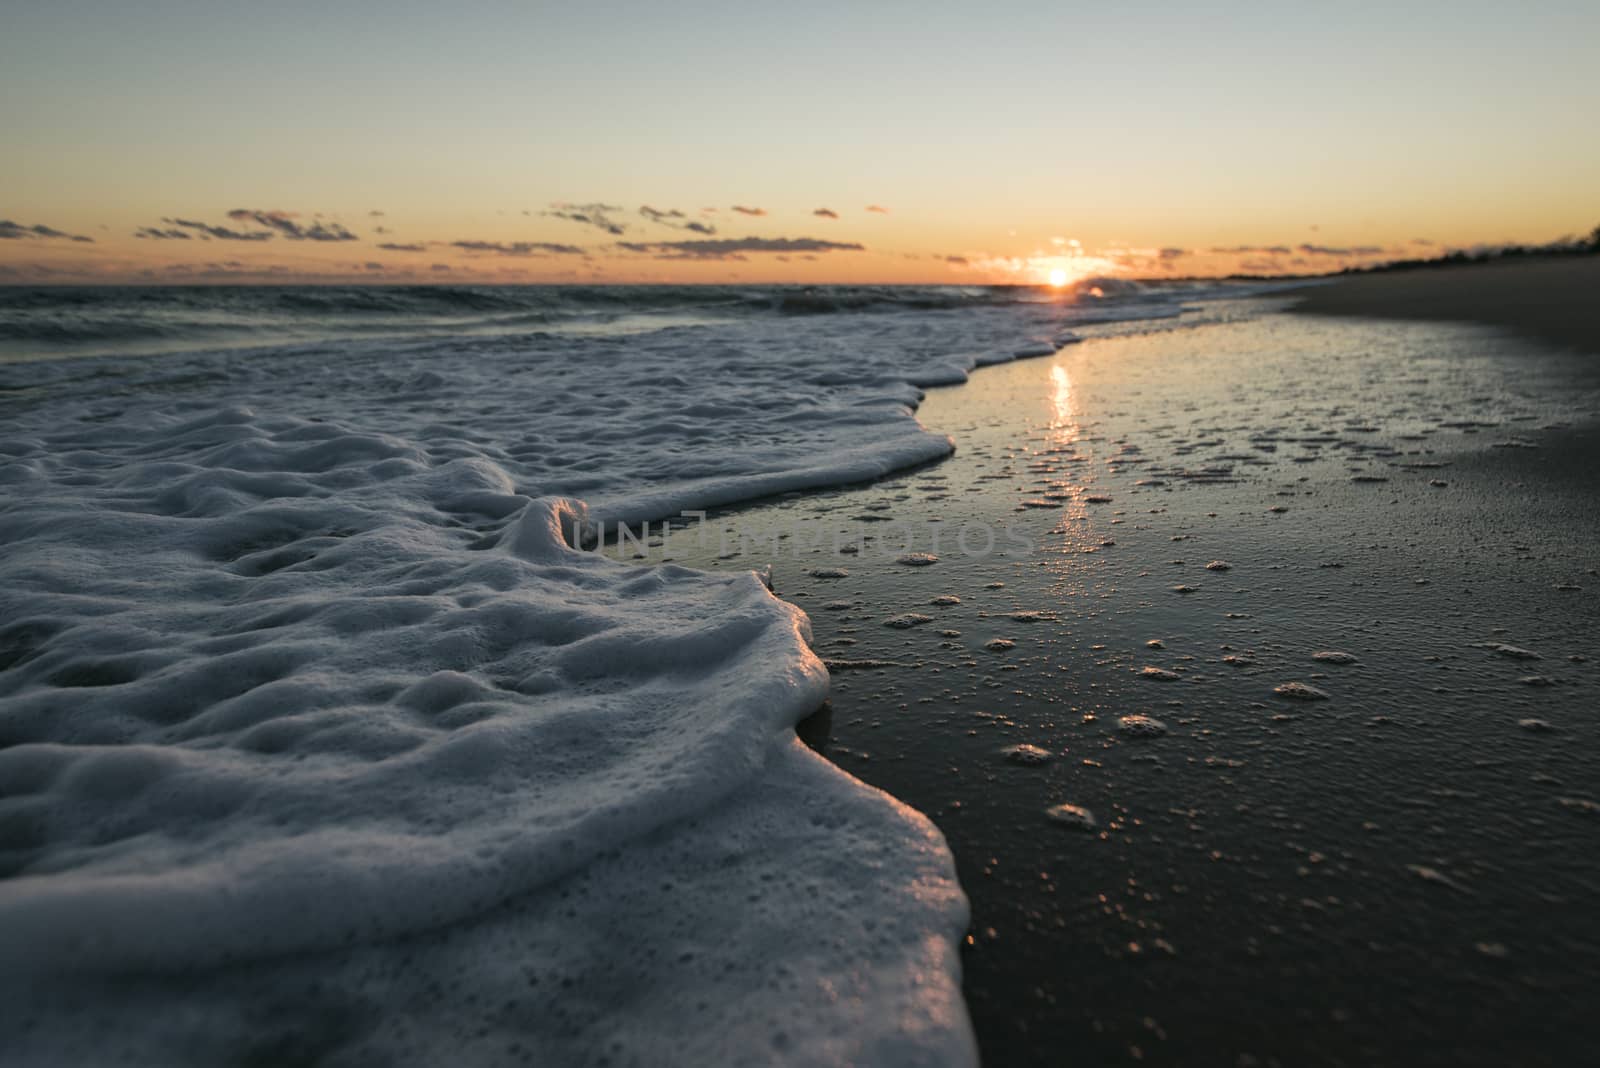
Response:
944,255,969,266
640,205,716,235
615,236,865,261
450,240,585,256
730,205,767,216
865,204,889,214
813,208,838,219
159,217,274,241
226,209,359,241
545,202,627,235
377,242,429,252
1159,247,1187,259
134,226,193,240
0,218,95,242
1298,243,1386,256
1209,244,1291,255
369,210,386,217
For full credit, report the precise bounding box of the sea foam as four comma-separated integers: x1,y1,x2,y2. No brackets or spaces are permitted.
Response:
0,284,1213,1062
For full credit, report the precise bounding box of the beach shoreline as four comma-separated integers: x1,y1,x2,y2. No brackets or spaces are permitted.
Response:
627,296,1600,1066
1288,257,1600,357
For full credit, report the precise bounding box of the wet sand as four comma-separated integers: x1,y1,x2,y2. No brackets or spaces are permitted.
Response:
1290,257,1600,356
608,297,1600,1066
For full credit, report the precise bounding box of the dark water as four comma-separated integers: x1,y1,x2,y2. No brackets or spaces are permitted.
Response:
0,280,1237,364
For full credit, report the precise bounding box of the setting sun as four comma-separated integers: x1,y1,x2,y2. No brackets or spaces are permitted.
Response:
1047,267,1068,287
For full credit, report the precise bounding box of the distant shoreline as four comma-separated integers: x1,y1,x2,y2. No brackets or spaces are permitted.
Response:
1287,257,1600,356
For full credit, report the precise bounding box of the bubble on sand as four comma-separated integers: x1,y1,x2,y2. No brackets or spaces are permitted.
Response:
896,552,939,567
883,613,932,629
929,595,961,606
1485,643,1541,660
1429,479,1449,488
821,600,853,611
808,567,849,579
1268,506,1289,514
1045,803,1097,831
1204,560,1232,571
1273,681,1330,700
1517,718,1557,732
1002,744,1054,766
1084,495,1114,504
984,638,1015,652
1519,675,1557,687
985,582,1005,589
1140,666,1182,681
1019,499,1061,509
1406,864,1470,893
1172,585,1199,594
1558,798,1600,815
1312,651,1358,665
1146,639,1164,649
1117,714,1168,737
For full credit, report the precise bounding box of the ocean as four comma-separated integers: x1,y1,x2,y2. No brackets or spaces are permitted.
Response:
12,279,1590,1066
0,280,1247,1066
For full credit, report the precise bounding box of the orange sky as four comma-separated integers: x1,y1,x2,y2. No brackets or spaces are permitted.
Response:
4,2,1597,285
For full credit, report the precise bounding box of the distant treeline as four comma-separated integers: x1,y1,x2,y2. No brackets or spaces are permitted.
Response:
1331,223,1600,277
1216,224,1600,282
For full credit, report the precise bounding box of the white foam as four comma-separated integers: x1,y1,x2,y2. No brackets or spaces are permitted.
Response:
0,400,972,1062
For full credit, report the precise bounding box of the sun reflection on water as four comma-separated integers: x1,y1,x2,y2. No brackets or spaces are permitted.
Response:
1050,363,1075,430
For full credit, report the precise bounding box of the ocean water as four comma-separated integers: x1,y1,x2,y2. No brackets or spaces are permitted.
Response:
0,280,1259,1065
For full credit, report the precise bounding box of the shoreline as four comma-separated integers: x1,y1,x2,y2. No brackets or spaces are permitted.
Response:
631,299,1600,1066
1288,257,1600,357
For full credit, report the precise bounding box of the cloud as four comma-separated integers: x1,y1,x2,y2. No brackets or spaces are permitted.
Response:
369,210,386,217
944,255,969,266
226,209,359,241
865,204,889,214
160,217,274,241
640,205,716,235
730,205,766,216
0,218,95,242
377,242,429,252
615,236,865,261
1298,243,1387,257
1209,245,1291,255
450,240,585,256
431,264,452,272
1159,247,1187,259
812,208,838,219
134,226,193,240
544,202,627,235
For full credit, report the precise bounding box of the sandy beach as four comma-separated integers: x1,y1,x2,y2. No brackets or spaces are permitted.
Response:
626,283,1600,1066
1291,257,1600,356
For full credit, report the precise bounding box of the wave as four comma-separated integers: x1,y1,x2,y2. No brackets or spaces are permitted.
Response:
0,280,1199,361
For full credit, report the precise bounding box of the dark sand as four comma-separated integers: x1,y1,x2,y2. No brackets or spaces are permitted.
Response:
1290,257,1600,356
612,294,1600,1067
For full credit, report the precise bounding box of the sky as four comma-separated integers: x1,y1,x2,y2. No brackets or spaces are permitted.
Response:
3,0,1597,285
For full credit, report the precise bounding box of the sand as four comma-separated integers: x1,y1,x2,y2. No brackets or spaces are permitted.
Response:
616,296,1600,1066
1289,256,1600,356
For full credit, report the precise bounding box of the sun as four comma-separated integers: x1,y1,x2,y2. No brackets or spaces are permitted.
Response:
1047,267,1069,288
